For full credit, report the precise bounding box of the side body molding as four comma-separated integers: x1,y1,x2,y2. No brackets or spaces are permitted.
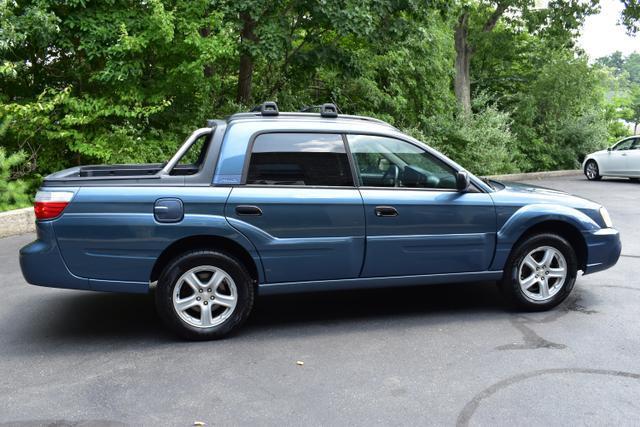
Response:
490,204,600,271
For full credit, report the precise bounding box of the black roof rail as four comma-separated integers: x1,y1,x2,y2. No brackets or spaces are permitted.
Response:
319,103,338,118
251,101,279,116
299,103,341,116
299,105,320,113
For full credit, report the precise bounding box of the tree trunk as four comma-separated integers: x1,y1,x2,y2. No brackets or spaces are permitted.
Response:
454,3,507,115
237,12,257,105
200,26,213,78
454,11,472,115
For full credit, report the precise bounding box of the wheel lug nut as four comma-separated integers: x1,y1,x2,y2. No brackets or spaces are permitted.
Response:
210,296,214,300
198,289,203,293
203,301,208,305
207,288,212,292
196,297,201,301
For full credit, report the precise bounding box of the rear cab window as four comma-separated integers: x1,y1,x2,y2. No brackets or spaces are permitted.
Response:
246,133,354,186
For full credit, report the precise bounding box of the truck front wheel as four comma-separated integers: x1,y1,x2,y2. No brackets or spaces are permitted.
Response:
500,233,578,311
155,250,255,340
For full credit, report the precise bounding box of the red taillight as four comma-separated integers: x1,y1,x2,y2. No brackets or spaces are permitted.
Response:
34,201,69,219
34,191,74,220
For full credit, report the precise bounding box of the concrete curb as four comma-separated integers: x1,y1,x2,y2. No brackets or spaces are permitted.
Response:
485,169,581,181
0,207,35,238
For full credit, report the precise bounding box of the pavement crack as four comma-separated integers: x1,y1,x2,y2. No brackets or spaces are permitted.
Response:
598,284,640,292
496,293,595,351
496,318,566,350
456,368,640,427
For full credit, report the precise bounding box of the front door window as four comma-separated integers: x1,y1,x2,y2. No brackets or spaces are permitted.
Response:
346,135,457,189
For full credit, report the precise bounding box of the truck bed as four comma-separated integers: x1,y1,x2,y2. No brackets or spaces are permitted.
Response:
42,163,201,187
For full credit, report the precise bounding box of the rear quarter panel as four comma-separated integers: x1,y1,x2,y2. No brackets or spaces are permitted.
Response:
53,186,262,285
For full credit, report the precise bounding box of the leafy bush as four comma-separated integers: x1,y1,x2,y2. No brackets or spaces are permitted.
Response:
444,106,518,176
0,148,32,211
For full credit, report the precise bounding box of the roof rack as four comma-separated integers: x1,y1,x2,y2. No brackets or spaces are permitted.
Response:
226,101,395,128
299,103,340,118
250,101,279,116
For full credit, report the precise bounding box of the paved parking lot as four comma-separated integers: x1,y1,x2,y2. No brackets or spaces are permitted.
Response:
1,174,639,426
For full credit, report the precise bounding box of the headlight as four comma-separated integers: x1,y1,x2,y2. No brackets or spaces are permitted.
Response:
600,206,613,228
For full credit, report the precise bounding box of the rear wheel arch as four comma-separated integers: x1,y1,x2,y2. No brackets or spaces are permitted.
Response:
150,235,260,286
511,220,587,272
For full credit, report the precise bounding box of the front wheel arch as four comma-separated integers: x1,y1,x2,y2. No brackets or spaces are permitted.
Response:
500,233,578,310
509,220,587,273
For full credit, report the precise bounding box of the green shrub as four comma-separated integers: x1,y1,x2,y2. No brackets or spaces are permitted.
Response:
442,107,517,176
0,148,32,211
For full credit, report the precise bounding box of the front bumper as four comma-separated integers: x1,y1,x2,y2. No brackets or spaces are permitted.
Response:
583,227,621,275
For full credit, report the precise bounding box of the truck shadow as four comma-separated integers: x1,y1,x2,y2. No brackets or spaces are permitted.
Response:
8,281,510,348
248,281,505,331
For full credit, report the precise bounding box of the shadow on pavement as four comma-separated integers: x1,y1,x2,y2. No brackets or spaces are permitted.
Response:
8,281,507,348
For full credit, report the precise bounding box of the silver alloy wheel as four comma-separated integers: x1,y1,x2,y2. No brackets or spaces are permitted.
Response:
586,161,598,179
172,265,238,328
518,246,567,302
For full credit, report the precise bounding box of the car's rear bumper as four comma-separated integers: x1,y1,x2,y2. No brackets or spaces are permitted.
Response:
20,221,148,294
583,227,621,275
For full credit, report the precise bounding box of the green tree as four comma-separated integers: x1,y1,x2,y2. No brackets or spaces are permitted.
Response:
620,0,640,33
452,0,598,113
597,51,640,134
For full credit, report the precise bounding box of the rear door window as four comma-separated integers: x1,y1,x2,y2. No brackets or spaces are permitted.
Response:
246,133,354,186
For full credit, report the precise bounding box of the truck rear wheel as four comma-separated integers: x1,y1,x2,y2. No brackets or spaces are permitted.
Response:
155,250,254,340
500,233,577,311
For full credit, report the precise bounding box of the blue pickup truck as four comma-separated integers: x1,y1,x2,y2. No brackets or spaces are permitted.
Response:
20,102,621,340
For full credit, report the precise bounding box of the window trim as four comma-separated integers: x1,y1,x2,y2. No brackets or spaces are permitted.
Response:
241,130,356,187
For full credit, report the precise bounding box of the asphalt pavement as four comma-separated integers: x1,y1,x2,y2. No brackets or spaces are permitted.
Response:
0,174,639,426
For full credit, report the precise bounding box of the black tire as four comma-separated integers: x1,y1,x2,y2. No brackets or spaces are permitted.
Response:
499,233,577,311
155,250,255,340
584,160,601,181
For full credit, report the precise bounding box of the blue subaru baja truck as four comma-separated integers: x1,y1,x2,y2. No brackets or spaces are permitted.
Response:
20,102,622,340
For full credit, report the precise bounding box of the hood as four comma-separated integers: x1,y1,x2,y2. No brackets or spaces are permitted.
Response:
489,180,601,211
588,149,609,157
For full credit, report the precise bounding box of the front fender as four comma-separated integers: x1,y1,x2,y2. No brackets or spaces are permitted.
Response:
489,204,600,271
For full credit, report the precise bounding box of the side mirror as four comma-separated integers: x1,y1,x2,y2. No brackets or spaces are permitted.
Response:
456,171,470,192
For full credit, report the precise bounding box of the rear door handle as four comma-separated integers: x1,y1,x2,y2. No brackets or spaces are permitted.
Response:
374,206,398,217
235,205,263,216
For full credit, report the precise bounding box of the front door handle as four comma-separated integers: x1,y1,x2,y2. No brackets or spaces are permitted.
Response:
235,205,263,216
374,206,398,217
